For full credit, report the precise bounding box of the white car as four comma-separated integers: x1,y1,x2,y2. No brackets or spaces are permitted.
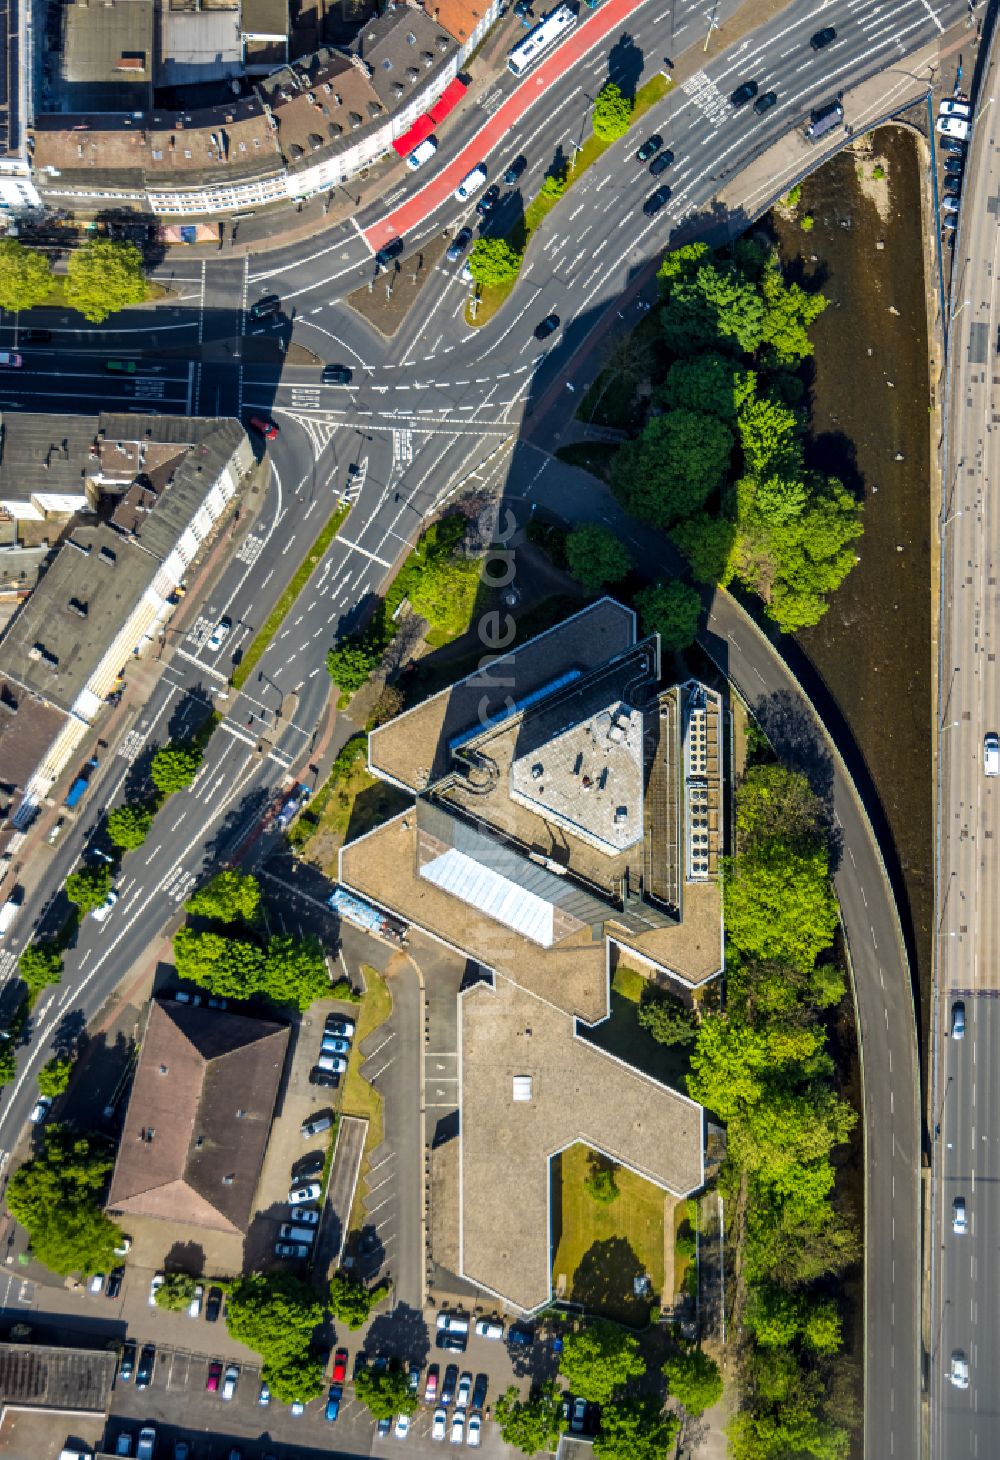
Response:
316,1054,347,1074
985,733,999,776
450,1410,466,1445
431,1407,448,1441
456,1373,472,1409
206,617,232,652
287,1205,320,1226
89,1272,105,1294
291,1398,305,1416
289,1182,321,1205
320,1036,351,1056
395,1413,411,1439
937,116,971,140
467,1413,482,1448
454,164,487,201
91,889,119,922
148,1273,165,1306
950,1350,970,1389
29,1095,52,1125
474,1318,504,1340
221,1363,240,1401
953,1196,968,1234
939,98,971,118
188,1283,204,1318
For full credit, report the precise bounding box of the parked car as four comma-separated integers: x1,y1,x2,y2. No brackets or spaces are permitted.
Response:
249,415,279,440
446,227,473,263
29,1095,52,1125
952,1000,966,1039
810,25,836,48
137,1428,157,1460
221,1363,240,1401
206,617,231,652
301,1113,333,1138
249,295,280,320
943,137,967,154
937,116,971,140
136,1345,156,1390
259,1380,271,1406
471,1373,488,1410
322,364,353,385
310,1068,340,1088
942,194,961,214
643,186,671,215
456,1372,472,1408
326,1383,343,1421
332,1348,349,1384
188,1283,204,1318
569,1396,588,1433
205,1286,223,1322
207,1360,223,1392
0,351,21,368
440,1364,459,1405
467,1413,482,1448
22,328,52,343
953,1196,968,1234
149,1274,165,1306
475,1318,503,1340
753,90,778,115
278,1223,316,1243
730,80,758,108
432,1407,448,1441
119,1342,136,1383
107,1266,125,1299
939,98,971,119
424,1364,440,1403
174,1442,190,1460
649,150,675,175
635,133,662,162
507,1323,533,1349
286,1205,320,1226
395,1414,411,1439
408,1362,421,1393
320,1035,350,1055
88,1272,105,1294
289,1181,322,1204
115,1434,133,1457
450,1410,466,1445
985,732,999,775
378,1416,392,1437
325,1015,356,1037
106,359,137,373
316,1053,347,1074
436,1331,467,1352
275,1241,311,1258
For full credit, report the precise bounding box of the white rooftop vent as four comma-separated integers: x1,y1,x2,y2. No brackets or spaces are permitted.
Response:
512,1075,532,1102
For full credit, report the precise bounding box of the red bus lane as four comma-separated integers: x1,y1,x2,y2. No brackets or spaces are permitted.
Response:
364,0,657,250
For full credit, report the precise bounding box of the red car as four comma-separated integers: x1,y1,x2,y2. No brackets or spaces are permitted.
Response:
249,415,278,440
423,1363,439,1404
206,1359,223,1392
331,1347,348,1385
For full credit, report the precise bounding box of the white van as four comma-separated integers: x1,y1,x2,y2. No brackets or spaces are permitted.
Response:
454,165,487,201
985,732,999,776
407,136,438,170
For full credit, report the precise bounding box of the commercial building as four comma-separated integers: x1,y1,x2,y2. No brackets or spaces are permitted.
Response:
340,599,725,1310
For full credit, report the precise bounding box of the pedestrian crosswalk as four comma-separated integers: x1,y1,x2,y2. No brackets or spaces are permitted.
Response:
235,533,266,567
685,69,729,128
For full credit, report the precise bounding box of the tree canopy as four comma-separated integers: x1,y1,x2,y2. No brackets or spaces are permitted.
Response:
65,862,111,915
155,1273,198,1311
494,1382,566,1455
564,524,632,592
18,940,63,994
107,802,155,851
592,82,633,142
0,240,55,313
328,1270,389,1329
637,987,697,1046
612,410,733,529
664,1348,723,1417
326,638,381,695
225,1272,325,1403
185,869,261,924
65,239,147,324
354,1365,417,1422
593,1399,678,1460
469,236,523,288
6,1126,122,1277
635,580,701,652
37,1057,74,1099
558,1320,645,1405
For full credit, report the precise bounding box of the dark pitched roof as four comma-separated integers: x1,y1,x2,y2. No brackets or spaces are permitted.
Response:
0,1343,116,1412
107,1000,288,1234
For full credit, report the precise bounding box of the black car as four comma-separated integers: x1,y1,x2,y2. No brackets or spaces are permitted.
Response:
436,1330,467,1352
21,328,52,343
753,90,778,116
472,1373,489,1411
635,133,662,162
119,1340,136,1383
440,1364,459,1405
943,138,967,155
508,1323,534,1349
136,1344,156,1390
446,226,474,262
205,1285,223,1323
106,1266,125,1299
534,313,560,341
945,156,964,174
643,185,672,215
374,236,404,268
730,80,759,108
322,364,352,385
310,1067,340,1088
810,25,837,49
503,155,527,184
476,185,501,216
248,295,280,321
513,0,531,18
649,149,675,176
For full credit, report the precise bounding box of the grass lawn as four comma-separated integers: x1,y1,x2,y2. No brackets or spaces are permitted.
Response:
293,740,408,876
554,441,620,483
552,1142,666,1327
342,964,393,1233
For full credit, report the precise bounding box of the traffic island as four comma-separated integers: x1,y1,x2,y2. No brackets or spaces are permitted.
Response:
346,235,448,336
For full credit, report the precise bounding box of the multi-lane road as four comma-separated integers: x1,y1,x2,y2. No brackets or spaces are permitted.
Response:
0,0,976,1456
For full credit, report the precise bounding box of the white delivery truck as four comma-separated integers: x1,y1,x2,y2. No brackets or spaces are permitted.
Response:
0,889,23,939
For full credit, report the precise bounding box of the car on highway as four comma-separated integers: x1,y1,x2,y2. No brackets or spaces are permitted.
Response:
950,1350,970,1388
249,295,280,321
942,194,961,215
29,1094,52,1125
939,98,971,119
0,352,22,368
476,184,501,216
440,1364,459,1405
730,80,758,108
424,1364,439,1403
643,186,671,215
455,165,487,201
91,886,118,923
985,732,999,776
207,1360,223,1392
206,617,232,652
951,1000,966,1039
106,359,137,373
249,414,279,440
289,1181,322,1204
534,313,560,341
753,89,778,116
504,155,528,184
136,1345,156,1389
119,1341,136,1382
326,1383,343,1421
810,25,836,48
649,149,675,175
937,116,971,140
635,133,662,162
375,237,404,268
326,1016,356,1037
137,1428,157,1460
222,1363,240,1400
450,1410,465,1444
432,1407,448,1441
275,1241,311,1258
953,1196,968,1234
467,1413,482,1448
205,1285,223,1322
447,227,474,263
395,1413,411,1439
322,364,353,385
316,1053,347,1074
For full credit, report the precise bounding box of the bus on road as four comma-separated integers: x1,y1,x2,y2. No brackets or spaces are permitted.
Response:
507,4,577,77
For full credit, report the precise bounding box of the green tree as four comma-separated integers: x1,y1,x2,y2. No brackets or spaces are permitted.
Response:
107,802,155,851
261,934,331,1009
155,1273,198,1311
225,1272,323,1399
6,1125,122,1277
328,1270,390,1329
0,240,55,313
172,927,266,999
584,1158,619,1205
185,869,261,924
495,1382,566,1454
664,1348,724,1416
354,1365,418,1422
18,940,63,994
64,239,147,324
802,1296,842,1354
736,395,804,479
759,257,828,364
592,82,633,142
540,165,569,201
660,262,765,356
672,513,739,587
151,743,202,796
660,353,751,420
65,862,111,915
559,1320,645,1406
612,411,733,529
468,236,523,288
37,1057,74,1099
637,988,696,1046
735,765,827,855
635,580,701,653
326,639,380,695
745,1284,801,1348
594,1399,678,1460
723,841,839,970
657,242,711,291
266,1352,327,1406
564,524,632,592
